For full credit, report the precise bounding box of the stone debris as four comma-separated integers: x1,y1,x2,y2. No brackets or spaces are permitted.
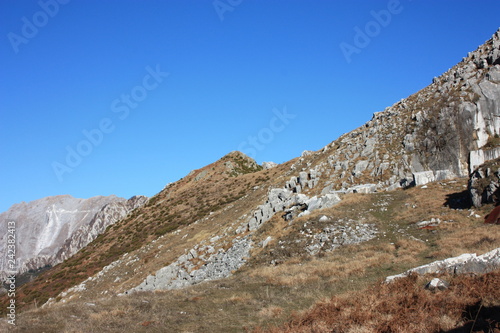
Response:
425,278,450,291
304,219,378,256
319,215,330,222
262,236,273,248
469,158,500,207
128,236,252,293
416,218,442,229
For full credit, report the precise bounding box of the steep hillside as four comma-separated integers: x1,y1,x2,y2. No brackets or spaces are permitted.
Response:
1,151,280,310
5,178,500,332
2,28,500,332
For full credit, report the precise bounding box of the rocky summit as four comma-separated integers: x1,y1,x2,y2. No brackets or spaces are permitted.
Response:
2,29,500,333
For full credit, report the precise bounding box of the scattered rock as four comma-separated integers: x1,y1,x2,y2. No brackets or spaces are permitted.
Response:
416,218,441,229
469,157,500,207
304,219,378,255
413,171,435,186
425,278,449,291
262,236,273,248
129,237,253,293
347,184,377,194
262,161,278,169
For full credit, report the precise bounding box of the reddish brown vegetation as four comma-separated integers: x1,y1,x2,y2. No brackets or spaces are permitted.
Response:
485,206,500,224
256,271,500,333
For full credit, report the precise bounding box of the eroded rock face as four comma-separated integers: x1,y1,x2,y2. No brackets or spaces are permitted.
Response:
468,157,500,207
129,236,252,292
50,195,147,265
0,195,146,279
310,29,500,193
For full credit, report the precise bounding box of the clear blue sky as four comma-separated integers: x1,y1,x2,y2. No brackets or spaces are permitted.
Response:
1,0,499,212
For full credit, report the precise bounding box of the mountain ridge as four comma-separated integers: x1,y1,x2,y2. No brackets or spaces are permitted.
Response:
0,194,147,281
2,28,500,332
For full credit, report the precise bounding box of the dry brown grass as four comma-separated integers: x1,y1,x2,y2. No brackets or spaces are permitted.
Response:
256,270,500,333
4,177,500,333
227,292,255,305
247,234,437,290
259,306,284,318
429,223,500,259
394,238,427,263
0,152,290,313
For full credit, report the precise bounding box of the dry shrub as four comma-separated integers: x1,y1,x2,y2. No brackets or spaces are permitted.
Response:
259,306,284,318
255,270,500,333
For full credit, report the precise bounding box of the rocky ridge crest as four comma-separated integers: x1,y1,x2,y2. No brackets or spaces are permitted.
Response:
301,28,500,195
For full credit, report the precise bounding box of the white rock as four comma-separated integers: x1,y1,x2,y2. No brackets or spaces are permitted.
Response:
413,171,435,186
425,278,449,291
262,236,272,248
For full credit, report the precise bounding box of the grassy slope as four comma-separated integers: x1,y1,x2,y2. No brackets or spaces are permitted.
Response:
0,151,284,314
4,178,500,332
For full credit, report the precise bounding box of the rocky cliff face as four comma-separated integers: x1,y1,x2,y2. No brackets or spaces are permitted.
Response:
305,28,500,194
0,195,146,279
468,157,500,207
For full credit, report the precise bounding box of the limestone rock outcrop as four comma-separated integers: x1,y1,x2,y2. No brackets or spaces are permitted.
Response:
386,248,500,282
310,29,500,193
127,174,342,293
468,157,500,207
128,236,252,292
